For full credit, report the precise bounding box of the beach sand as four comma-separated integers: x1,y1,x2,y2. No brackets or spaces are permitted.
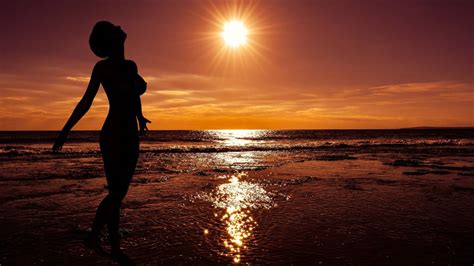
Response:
1,154,473,264
1,130,473,264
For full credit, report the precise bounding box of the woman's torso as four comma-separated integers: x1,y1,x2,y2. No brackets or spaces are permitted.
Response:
98,59,139,139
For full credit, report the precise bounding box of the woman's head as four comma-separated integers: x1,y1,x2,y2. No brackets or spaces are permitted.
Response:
89,21,127,58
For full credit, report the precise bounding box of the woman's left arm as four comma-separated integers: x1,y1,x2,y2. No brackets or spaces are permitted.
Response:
52,63,101,152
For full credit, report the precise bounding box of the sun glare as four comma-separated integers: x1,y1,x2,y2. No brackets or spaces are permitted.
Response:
221,20,248,47
194,1,271,73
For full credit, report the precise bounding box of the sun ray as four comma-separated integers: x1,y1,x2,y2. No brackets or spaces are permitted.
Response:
184,0,276,77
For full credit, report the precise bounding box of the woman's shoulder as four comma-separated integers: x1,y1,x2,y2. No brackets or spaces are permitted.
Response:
90,60,107,78
93,59,108,72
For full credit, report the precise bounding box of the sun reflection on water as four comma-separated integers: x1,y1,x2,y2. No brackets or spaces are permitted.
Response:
211,130,266,147
197,172,274,263
210,130,268,170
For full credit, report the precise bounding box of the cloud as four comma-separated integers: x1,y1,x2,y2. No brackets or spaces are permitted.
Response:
65,76,90,82
1,68,473,130
153,90,192,96
369,81,470,94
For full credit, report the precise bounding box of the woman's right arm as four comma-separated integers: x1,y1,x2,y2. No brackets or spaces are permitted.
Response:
52,63,101,152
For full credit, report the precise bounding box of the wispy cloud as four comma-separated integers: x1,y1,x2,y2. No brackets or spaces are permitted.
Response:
65,76,90,82
370,81,470,94
1,69,473,130
153,90,192,96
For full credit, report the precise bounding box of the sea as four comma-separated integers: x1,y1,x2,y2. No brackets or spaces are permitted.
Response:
0,129,473,264
1,129,473,178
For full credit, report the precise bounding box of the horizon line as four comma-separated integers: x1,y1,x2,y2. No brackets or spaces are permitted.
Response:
1,126,473,132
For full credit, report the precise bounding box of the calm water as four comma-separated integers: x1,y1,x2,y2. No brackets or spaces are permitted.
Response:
1,129,473,264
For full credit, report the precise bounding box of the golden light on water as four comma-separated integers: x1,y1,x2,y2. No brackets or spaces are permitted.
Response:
197,172,275,263
214,129,263,146
220,174,257,260
195,131,276,262
211,130,264,169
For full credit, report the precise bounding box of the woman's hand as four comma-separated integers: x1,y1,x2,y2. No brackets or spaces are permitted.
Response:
138,116,151,136
52,131,68,153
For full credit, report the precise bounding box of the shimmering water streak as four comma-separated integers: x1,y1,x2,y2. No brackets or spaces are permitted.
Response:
210,129,266,147
222,206,255,263
197,172,275,263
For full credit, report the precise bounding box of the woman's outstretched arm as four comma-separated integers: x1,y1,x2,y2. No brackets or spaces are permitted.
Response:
52,64,101,152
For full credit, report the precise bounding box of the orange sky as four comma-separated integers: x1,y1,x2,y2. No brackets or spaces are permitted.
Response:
1,0,473,130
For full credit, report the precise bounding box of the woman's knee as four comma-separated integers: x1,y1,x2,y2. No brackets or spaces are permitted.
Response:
108,187,128,202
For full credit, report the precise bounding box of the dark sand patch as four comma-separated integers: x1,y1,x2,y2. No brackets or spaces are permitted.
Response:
312,154,357,161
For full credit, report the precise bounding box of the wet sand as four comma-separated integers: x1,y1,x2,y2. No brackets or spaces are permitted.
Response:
1,151,473,265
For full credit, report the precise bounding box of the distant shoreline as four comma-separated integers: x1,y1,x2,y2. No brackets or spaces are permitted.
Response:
0,127,473,132
399,126,474,130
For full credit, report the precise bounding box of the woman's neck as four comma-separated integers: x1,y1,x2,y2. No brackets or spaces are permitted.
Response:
109,46,125,60
109,54,125,60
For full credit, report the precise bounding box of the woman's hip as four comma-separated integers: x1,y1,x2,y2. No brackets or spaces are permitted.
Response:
99,134,139,158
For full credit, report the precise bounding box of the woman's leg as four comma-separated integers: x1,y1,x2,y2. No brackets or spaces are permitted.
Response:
85,142,118,255
85,194,112,256
89,139,118,239
90,194,112,237
87,173,131,253
102,137,139,252
87,135,138,266
87,138,130,243
107,177,131,252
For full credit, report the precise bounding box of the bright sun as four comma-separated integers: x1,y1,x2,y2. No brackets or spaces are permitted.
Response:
221,20,248,47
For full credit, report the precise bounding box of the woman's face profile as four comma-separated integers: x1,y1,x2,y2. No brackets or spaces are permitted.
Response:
115,25,127,42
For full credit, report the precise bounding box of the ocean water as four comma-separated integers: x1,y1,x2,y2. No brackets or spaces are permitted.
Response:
1,129,473,176
1,129,473,181
1,129,473,264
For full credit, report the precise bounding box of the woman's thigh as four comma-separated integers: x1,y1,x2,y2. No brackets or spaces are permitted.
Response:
100,135,139,194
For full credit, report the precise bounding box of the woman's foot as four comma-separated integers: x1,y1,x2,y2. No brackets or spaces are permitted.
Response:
111,249,136,266
84,232,109,257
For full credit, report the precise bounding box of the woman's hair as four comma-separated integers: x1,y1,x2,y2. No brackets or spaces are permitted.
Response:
89,21,122,58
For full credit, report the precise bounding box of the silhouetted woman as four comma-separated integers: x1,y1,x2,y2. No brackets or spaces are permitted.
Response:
52,21,151,264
